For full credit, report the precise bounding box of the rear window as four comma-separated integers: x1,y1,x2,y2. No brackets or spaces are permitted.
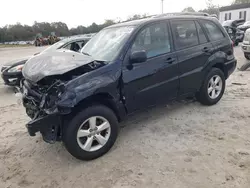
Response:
195,21,208,44
202,21,224,41
171,20,199,50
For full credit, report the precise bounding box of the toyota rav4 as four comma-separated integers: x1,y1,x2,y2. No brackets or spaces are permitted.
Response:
21,15,236,160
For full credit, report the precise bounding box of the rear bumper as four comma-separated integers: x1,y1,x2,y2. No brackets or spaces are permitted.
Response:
225,59,237,78
26,113,61,143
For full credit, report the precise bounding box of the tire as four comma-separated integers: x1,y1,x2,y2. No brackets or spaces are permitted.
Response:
239,62,250,71
63,105,119,160
244,53,250,60
197,68,225,106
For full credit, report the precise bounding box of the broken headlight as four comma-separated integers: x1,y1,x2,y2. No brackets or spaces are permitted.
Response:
8,64,24,72
41,81,66,113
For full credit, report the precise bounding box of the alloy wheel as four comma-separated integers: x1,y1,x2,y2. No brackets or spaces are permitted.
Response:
207,75,223,99
77,116,111,152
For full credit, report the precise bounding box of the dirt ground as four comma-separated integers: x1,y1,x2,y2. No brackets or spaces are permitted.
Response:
0,46,250,188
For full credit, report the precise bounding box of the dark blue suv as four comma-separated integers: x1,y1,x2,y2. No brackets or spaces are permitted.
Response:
21,15,236,160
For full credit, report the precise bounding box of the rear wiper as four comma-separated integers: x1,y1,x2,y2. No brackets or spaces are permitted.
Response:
82,51,91,56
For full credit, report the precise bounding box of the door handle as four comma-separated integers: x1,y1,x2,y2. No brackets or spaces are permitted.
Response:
165,57,176,64
202,47,212,54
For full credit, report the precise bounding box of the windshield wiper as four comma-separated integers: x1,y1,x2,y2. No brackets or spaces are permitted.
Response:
82,51,91,56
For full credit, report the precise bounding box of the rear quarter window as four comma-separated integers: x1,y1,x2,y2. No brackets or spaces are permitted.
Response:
202,20,225,41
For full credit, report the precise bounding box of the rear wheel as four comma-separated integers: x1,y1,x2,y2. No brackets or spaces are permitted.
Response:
63,105,119,160
197,68,225,105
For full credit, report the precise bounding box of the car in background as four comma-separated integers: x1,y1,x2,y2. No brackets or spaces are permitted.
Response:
224,26,245,46
1,36,92,87
241,28,250,60
222,19,245,28
238,21,250,32
222,19,245,46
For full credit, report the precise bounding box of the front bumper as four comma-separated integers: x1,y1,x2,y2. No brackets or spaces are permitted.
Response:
225,59,237,78
241,44,250,53
26,112,61,143
1,71,22,86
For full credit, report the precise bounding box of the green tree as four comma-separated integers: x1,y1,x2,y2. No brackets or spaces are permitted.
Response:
127,14,148,21
199,0,219,17
233,0,250,4
182,7,196,12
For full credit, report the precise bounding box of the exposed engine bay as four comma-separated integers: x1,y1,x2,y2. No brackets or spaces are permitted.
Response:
21,59,106,143
22,61,106,119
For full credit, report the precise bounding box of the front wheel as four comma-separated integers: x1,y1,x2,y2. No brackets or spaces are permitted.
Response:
63,105,119,160
239,62,250,71
197,68,225,106
244,53,250,60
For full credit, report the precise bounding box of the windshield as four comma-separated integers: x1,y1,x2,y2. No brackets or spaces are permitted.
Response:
244,21,250,25
81,26,135,61
41,38,73,53
41,40,66,54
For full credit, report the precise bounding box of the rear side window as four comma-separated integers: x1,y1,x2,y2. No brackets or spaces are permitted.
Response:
131,22,171,58
171,20,199,50
202,21,224,41
195,22,208,44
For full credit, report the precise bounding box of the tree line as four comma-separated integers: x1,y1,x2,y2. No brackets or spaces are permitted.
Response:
0,14,148,43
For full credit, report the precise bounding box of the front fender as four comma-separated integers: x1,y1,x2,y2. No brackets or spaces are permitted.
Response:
57,62,122,108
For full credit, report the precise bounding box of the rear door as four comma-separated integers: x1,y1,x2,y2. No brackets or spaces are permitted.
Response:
200,20,232,55
122,21,179,113
170,19,214,95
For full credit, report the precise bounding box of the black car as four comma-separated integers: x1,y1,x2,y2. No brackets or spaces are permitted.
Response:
21,15,236,160
1,36,91,87
222,19,245,28
222,19,245,45
223,26,244,46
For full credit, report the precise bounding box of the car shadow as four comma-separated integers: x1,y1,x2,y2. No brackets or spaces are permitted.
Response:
0,84,16,94
119,98,199,138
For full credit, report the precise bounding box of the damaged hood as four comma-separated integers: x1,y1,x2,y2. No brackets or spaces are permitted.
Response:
22,49,95,83
3,56,31,66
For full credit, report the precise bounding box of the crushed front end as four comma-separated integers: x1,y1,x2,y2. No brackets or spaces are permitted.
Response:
21,79,68,143
20,51,112,143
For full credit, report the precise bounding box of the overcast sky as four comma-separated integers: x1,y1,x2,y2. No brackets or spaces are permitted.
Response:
0,0,232,28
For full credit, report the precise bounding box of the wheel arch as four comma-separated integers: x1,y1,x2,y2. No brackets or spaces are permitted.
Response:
212,63,228,79
69,93,125,122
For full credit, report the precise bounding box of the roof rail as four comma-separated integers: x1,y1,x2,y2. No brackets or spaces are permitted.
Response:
153,12,212,18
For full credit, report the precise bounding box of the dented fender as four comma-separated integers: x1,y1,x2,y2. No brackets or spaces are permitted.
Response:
57,61,124,110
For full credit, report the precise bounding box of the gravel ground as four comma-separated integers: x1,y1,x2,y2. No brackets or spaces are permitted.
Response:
0,46,250,188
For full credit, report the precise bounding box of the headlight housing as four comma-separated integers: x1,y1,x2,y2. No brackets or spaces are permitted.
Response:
8,65,24,73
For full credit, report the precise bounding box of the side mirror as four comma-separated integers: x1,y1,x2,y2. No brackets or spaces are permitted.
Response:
130,50,147,64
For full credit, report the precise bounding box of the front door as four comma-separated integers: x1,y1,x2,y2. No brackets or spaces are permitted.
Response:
122,22,179,113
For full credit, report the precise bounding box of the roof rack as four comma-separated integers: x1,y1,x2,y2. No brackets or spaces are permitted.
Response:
153,12,216,18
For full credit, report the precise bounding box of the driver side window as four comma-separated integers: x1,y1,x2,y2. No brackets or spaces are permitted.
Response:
131,22,171,58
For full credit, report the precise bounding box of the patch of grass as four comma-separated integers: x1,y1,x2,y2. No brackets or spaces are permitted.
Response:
0,44,33,48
